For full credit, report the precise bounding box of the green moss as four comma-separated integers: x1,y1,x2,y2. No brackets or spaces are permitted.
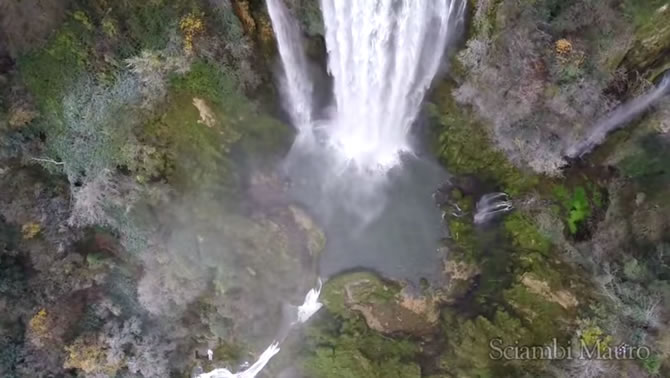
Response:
448,218,480,261
428,83,539,196
19,26,91,117
567,187,589,234
503,213,551,255
552,182,608,235
303,347,420,378
171,60,240,105
640,353,662,375
503,284,571,342
171,59,293,159
320,272,400,319
302,313,420,378
439,310,545,377
139,59,291,193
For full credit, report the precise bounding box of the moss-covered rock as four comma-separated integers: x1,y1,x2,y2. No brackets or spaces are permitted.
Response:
322,272,441,336
300,307,422,378
428,81,539,196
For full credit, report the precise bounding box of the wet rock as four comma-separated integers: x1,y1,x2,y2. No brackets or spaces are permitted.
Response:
440,253,480,304
289,205,325,257
248,171,289,207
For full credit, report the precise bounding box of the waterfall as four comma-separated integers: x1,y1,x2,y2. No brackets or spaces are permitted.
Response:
567,74,670,158
266,0,314,129
321,0,465,169
269,0,466,170
473,192,513,225
197,282,323,378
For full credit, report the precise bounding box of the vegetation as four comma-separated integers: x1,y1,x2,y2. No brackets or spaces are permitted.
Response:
1,0,669,377
428,82,539,196
301,311,421,378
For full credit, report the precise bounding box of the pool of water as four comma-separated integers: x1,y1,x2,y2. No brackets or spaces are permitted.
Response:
282,146,449,284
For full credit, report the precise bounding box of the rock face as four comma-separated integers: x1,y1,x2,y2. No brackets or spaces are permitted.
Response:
322,272,441,336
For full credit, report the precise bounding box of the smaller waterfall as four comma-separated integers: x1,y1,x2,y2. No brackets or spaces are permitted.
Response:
474,192,513,225
294,278,323,324
197,282,323,378
198,342,280,378
266,0,314,129
567,74,670,158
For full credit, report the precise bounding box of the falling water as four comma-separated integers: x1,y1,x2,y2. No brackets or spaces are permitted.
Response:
322,0,466,169
567,74,670,158
266,0,314,129
269,0,465,170
197,282,323,378
473,192,513,225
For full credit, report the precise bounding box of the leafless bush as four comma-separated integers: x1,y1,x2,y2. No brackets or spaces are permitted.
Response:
558,357,615,378
452,0,633,175
126,35,190,108
68,169,118,227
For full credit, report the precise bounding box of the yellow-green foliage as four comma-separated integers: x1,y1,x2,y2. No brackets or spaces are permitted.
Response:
179,12,205,53
579,325,612,351
623,0,668,28
28,309,49,337
64,336,121,375
143,59,290,194
21,222,41,240
304,348,420,378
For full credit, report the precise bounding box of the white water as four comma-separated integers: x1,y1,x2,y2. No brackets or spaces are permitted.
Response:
567,74,670,158
266,0,314,129
269,0,465,170
294,278,323,324
473,192,513,225
198,342,280,378
321,0,465,169
197,282,323,378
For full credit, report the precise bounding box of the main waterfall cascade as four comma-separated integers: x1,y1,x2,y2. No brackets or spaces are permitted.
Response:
271,0,466,170
321,0,466,168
